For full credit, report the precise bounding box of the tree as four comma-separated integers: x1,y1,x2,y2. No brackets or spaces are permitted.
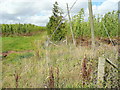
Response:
46,1,66,41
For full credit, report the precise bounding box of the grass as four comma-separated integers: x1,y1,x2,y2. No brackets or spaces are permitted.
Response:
2,39,118,88
1,31,46,88
1,30,119,88
3,52,34,64
2,31,46,52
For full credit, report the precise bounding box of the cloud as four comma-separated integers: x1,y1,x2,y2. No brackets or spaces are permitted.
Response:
0,0,119,26
24,15,51,26
92,0,119,15
84,0,119,21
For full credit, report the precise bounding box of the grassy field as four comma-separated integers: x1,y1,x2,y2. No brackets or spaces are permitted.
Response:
2,31,118,88
2,31,46,52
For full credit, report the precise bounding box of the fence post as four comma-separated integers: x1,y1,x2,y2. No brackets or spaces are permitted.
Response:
97,57,105,88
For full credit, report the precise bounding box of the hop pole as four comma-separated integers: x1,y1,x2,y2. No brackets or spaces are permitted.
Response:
66,3,76,46
88,0,95,50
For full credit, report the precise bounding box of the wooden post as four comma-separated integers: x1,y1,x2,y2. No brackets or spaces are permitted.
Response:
97,57,105,88
88,0,95,50
66,3,76,46
46,36,50,67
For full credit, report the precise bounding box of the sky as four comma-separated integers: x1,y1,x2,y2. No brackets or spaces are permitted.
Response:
0,0,119,26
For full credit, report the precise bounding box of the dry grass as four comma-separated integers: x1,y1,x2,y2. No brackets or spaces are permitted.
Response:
2,40,118,88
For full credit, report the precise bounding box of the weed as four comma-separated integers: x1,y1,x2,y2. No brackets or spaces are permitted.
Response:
81,55,92,86
48,66,54,88
13,71,21,88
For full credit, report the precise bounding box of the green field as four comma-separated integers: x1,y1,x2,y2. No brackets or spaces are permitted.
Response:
2,31,46,52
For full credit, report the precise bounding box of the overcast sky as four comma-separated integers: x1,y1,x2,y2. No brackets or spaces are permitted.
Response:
0,0,119,26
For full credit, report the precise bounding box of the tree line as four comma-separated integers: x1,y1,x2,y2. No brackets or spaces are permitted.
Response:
1,2,118,39
47,1,118,41
1,23,46,36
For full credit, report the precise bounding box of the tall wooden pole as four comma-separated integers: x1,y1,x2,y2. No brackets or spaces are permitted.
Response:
66,3,76,46
88,0,95,50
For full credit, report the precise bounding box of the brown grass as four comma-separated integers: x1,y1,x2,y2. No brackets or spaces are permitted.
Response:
81,55,92,86
48,66,54,88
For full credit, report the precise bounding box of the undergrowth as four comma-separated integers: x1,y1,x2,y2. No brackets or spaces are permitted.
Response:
2,40,118,88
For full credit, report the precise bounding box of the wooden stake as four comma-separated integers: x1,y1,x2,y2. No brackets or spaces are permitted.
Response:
88,0,95,50
66,3,76,46
97,57,105,88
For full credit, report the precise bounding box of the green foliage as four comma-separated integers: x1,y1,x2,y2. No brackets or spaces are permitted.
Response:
46,1,66,41
72,8,85,38
92,11,118,38
101,11,118,37
1,23,46,36
66,9,118,38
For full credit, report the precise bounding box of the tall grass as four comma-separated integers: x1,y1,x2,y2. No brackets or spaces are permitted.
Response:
2,40,118,88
